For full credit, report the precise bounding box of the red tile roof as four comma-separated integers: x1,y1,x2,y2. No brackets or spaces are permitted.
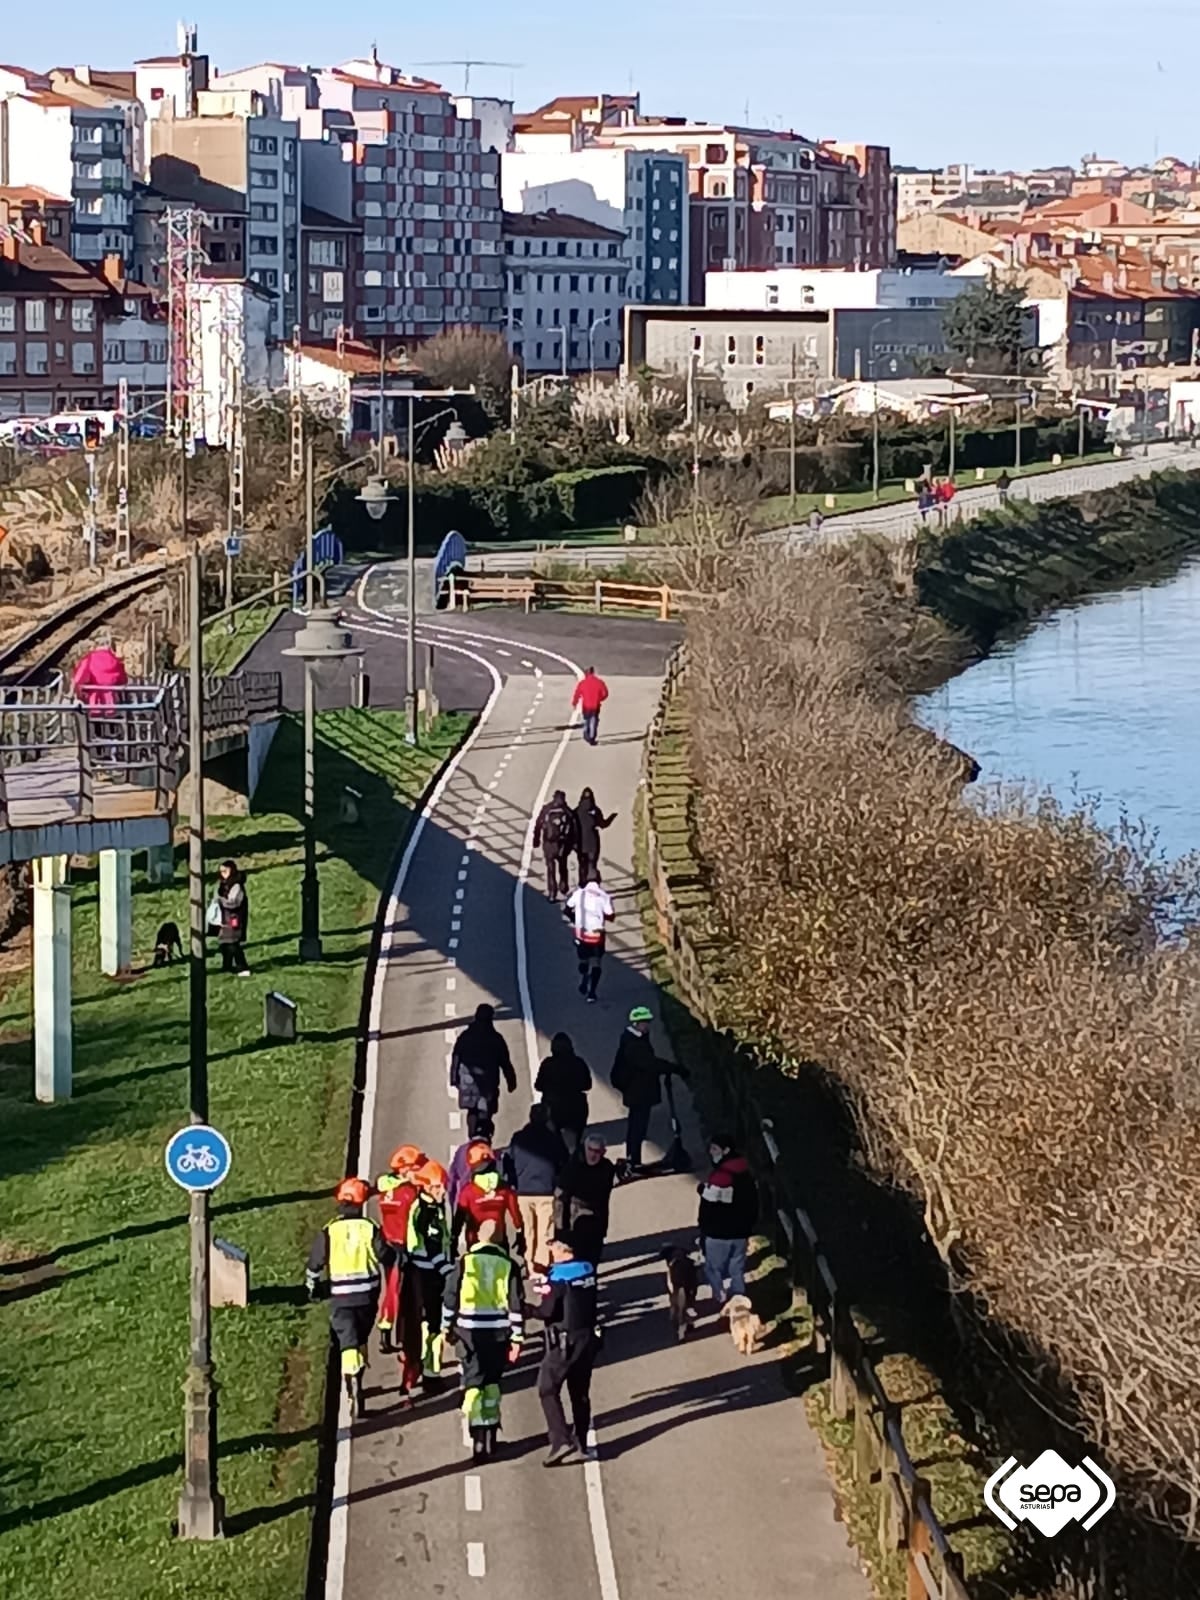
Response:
299,341,419,377
0,184,72,207
0,241,116,297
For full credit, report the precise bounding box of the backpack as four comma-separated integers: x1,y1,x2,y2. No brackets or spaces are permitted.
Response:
542,801,572,849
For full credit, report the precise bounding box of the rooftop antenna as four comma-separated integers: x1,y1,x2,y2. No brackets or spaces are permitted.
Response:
415,59,522,95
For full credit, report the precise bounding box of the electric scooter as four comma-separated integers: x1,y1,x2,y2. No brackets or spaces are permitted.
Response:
615,1071,694,1183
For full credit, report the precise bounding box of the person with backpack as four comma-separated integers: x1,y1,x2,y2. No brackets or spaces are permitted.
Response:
533,789,578,902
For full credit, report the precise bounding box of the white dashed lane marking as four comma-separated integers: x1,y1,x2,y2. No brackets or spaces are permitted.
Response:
449,1110,462,1131
444,1002,457,1017
446,977,456,992
448,936,459,951
465,1475,483,1512
521,658,534,668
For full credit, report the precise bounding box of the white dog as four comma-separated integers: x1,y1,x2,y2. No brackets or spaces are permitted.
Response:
721,1294,762,1356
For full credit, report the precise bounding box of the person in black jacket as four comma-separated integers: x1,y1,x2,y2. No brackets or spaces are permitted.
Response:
697,1134,758,1307
610,1006,675,1171
529,1238,601,1465
573,787,616,887
502,1105,567,1273
555,1133,616,1267
533,789,578,901
450,1004,518,1137
535,1032,592,1153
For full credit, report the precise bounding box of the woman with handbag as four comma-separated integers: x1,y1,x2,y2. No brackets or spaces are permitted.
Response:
214,859,251,975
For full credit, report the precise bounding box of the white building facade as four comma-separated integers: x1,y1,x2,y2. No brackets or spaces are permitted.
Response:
503,211,629,374
704,265,972,313
503,146,688,305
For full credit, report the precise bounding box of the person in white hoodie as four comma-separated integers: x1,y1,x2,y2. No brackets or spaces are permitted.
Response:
564,869,615,1003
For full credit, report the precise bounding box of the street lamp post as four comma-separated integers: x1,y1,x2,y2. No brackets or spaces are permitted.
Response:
282,610,364,962
177,536,223,1540
868,316,893,501
588,313,611,388
550,325,567,380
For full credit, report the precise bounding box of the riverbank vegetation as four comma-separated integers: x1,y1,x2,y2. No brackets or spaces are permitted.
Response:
671,541,1200,1594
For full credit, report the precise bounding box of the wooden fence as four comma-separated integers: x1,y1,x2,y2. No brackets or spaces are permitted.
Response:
640,646,971,1600
447,572,701,620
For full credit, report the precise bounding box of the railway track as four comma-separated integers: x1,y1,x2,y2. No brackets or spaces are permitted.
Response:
0,563,176,687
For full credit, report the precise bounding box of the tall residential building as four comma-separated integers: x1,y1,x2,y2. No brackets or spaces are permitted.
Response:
502,146,688,305
0,65,141,269
503,210,629,374
821,142,895,268
216,53,505,340
149,98,301,340
514,99,865,301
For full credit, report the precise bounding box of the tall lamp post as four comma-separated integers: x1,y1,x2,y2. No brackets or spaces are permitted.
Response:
178,534,223,1538
550,325,568,381
868,316,893,500
356,389,467,746
588,313,611,388
282,610,364,962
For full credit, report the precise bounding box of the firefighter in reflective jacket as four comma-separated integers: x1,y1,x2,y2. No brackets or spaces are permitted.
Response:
409,1160,452,1392
306,1178,393,1418
375,1144,426,1396
442,1218,524,1459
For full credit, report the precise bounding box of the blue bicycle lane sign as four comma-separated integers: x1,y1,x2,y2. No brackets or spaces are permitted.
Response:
165,1125,232,1192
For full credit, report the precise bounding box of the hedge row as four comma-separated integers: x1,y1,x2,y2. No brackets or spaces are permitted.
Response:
335,463,647,549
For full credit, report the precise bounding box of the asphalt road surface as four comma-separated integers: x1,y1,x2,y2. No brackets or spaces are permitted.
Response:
308,564,868,1600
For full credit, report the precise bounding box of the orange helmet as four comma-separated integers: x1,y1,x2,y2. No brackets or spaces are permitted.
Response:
335,1176,370,1207
415,1159,448,1192
464,1140,494,1170
389,1143,426,1175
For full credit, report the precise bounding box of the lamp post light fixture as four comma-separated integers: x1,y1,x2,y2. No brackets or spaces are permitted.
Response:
282,608,364,962
356,474,396,524
443,418,469,451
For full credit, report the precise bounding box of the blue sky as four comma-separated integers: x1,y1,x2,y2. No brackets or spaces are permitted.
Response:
10,0,1198,171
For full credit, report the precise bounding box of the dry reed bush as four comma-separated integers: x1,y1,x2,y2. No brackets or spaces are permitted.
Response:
686,547,1200,1535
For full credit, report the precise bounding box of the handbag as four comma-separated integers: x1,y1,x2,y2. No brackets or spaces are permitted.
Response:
206,894,221,930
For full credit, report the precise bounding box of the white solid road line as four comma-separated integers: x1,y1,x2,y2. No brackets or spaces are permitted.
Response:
323,613,504,1600
585,1431,621,1600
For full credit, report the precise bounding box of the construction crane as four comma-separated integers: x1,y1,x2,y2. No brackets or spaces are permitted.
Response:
415,59,522,95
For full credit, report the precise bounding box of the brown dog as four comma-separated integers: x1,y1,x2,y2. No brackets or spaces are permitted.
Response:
722,1293,762,1355
663,1246,699,1341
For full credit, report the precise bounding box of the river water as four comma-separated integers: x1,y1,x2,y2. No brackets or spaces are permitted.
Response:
917,555,1200,861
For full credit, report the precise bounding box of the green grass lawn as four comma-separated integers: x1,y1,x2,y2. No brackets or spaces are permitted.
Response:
0,708,468,1600
200,605,285,674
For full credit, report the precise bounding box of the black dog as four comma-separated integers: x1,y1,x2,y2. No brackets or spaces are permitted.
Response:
153,920,184,967
663,1246,699,1341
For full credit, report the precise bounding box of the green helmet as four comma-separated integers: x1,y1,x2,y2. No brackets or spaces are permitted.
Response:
629,1006,653,1024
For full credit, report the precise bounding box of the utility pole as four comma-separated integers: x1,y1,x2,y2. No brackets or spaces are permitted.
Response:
788,344,798,521
225,363,244,626
510,362,519,443
115,377,131,566
406,393,417,745
288,324,303,483
84,451,98,568
690,346,700,540
1078,405,1086,460
948,402,957,480
377,340,387,474
305,436,315,613
177,453,222,1539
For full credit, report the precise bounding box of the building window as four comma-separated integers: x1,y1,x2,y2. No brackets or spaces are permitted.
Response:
556,242,567,256
512,308,523,328
754,334,765,367
71,341,96,374
535,341,543,360
251,202,278,222
608,244,618,258
250,135,278,155
149,341,167,362
0,340,16,374
569,340,579,360
71,301,95,333
726,334,737,366
322,271,344,303
553,275,562,292
535,308,543,326
309,238,344,267
535,274,544,291
569,308,579,327
104,339,124,364
250,169,278,189
209,242,228,263
24,340,49,374
766,284,779,307
511,272,523,291
0,298,15,333
711,180,727,198
569,275,579,292
250,235,277,255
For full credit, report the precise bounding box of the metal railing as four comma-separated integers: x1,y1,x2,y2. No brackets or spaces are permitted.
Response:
639,648,970,1600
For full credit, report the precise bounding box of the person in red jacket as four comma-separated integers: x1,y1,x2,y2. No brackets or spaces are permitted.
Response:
453,1144,525,1259
571,666,609,746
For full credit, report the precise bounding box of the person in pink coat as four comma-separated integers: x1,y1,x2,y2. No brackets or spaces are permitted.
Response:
72,636,128,710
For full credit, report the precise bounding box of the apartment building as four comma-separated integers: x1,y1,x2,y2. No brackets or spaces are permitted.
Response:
0,186,73,249
0,221,119,413
300,205,359,341
705,265,972,314
0,65,141,269
503,210,628,374
216,53,505,341
150,101,300,340
502,145,688,305
822,142,895,268
132,184,247,291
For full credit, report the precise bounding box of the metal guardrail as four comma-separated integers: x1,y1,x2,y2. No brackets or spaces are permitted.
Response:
0,668,283,830
640,647,970,1600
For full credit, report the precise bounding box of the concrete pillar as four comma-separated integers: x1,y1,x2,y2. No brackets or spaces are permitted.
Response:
145,841,176,887
99,848,133,976
33,854,72,1103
